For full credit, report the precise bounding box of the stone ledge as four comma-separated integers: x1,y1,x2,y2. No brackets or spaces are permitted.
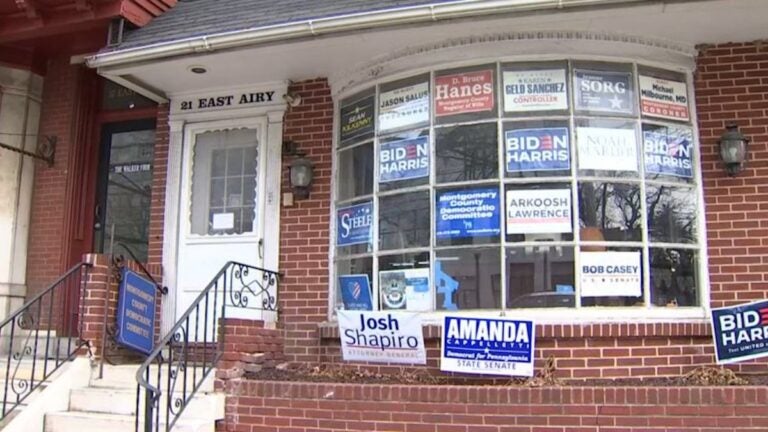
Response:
318,321,712,340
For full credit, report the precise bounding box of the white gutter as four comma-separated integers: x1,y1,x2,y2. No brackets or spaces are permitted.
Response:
88,0,655,69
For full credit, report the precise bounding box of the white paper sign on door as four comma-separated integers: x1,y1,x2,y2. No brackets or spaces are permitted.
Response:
577,127,637,172
579,251,642,297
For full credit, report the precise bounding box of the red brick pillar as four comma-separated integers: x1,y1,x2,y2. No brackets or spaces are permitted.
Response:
215,318,285,386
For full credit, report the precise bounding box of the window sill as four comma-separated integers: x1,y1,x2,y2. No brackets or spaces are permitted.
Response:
319,311,711,340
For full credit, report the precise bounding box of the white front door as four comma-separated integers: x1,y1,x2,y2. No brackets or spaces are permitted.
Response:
175,119,268,338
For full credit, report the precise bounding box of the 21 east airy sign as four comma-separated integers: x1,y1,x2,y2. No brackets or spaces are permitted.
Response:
172,87,284,114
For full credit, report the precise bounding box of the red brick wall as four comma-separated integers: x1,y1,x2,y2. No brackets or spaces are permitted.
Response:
147,104,169,268
220,380,768,432
696,42,768,308
278,79,334,363
26,57,80,299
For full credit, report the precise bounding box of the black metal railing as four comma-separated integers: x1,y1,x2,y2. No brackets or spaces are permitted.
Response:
135,261,279,432
0,262,91,420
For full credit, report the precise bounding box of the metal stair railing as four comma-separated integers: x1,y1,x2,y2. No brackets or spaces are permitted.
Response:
0,262,92,420
135,261,280,432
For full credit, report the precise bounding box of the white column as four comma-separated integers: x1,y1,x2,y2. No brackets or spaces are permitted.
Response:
0,66,44,321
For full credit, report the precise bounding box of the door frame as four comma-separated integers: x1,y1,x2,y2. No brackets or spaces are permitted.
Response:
92,118,157,256
161,84,287,334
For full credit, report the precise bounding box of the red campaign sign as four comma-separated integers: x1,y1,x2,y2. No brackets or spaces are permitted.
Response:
641,100,689,120
435,70,494,117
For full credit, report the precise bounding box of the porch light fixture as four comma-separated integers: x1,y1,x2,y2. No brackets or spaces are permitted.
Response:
290,156,314,199
719,124,750,176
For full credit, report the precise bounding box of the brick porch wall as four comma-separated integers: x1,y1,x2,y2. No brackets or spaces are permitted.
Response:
220,380,768,432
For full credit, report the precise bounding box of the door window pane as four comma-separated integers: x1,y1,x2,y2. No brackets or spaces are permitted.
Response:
191,128,259,235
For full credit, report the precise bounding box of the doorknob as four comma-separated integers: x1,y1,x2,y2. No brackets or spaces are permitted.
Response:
258,238,264,259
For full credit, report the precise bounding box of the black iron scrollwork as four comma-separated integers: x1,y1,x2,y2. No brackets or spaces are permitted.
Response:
135,261,281,432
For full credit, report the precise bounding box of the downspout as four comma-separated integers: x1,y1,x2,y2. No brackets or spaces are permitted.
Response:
87,0,655,69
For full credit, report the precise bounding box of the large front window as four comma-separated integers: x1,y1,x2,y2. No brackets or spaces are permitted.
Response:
333,59,702,316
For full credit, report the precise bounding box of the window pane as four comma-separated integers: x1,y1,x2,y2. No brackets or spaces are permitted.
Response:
380,252,430,311
436,248,500,310
579,246,644,307
435,64,497,124
505,183,573,242
578,182,642,242
378,74,430,135
573,62,635,116
647,186,696,244
379,192,430,250
575,119,638,178
506,246,575,309
191,129,259,235
379,132,429,191
502,61,569,116
435,123,498,183
336,257,374,310
337,142,373,201
503,120,570,178
435,186,501,247
642,123,694,184
339,90,375,148
650,248,699,307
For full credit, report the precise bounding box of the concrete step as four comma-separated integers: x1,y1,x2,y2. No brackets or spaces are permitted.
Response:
91,364,215,393
44,411,215,432
69,386,224,419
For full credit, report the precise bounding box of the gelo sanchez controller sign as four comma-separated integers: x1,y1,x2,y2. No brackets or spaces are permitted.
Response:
338,310,426,364
441,316,535,377
711,300,768,364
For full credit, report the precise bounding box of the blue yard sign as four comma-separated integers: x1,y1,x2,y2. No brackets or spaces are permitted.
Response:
505,127,570,173
440,315,535,377
711,300,768,364
339,275,373,310
435,188,500,239
116,269,156,355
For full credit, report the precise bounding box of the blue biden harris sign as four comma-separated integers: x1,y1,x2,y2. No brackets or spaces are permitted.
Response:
116,269,156,355
711,300,768,364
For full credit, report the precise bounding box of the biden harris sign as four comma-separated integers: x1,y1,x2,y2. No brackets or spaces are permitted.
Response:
505,127,570,173
441,316,535,377
711,300,768,364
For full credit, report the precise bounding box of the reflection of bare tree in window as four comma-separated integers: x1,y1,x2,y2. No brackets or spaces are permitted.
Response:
578,182,642,241
436,124,497,183
646,186,696,243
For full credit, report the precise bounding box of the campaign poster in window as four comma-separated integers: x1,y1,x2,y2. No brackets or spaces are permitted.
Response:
441,315,535,377
378,81,429,132
643,125,694,178
579,251,642,297
574,69,633,114
710,300,768,364
379,268,431,311
577,127,638,172
503,69,568,112
339,275,373,310
435,69,495,117
436,188,501,239
338,310,426,364
379,136,429,182
336,202,372,246
339,94,375,144
505,188,571,234
505,127,570,172
639,75,690,121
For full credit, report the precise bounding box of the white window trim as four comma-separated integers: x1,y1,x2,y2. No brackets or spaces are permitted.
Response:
328,52,710,324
